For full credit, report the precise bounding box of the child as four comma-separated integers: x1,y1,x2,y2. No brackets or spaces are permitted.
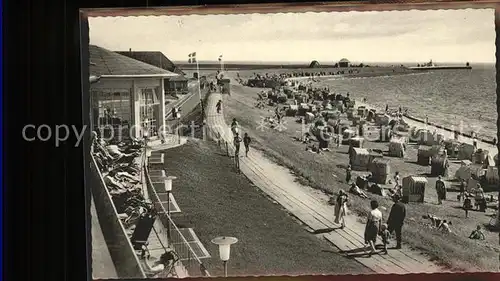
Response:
438,220,452,233
469,225,485,240
380,223,390,254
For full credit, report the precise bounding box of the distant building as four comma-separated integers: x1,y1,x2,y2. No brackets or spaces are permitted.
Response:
90,45,178,140
165,75,189,96
116,50,189,97
116,50,185,75
309,60,321,68
338,58,350,68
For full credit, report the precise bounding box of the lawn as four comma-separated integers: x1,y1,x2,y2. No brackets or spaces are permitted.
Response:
161,140,372,277
221,81,500,272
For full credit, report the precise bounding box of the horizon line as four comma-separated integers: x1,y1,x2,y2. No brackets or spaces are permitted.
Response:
172,60,494,65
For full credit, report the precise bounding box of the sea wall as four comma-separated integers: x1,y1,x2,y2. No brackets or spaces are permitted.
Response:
403,114,496,145
90,155,147,279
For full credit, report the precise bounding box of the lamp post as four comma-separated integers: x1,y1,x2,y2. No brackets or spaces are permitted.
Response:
211,236,238,277
141,130,150,197
163,175,177,246
176,109,182,144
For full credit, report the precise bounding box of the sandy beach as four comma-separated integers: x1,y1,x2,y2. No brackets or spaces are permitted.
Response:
283,74,497,156
355,99,498,156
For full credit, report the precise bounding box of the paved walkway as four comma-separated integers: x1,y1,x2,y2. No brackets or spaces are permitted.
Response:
205,92,447,274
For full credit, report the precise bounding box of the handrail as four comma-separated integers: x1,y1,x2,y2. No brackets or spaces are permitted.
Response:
89,153,147,278
144,164,210,277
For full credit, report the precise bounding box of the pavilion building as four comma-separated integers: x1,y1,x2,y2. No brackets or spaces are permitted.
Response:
89,45,179,140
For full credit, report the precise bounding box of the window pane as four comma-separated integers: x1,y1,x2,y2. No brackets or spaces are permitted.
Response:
90,88,132,139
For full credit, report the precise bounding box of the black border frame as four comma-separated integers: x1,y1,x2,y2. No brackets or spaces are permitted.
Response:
4,1,500,281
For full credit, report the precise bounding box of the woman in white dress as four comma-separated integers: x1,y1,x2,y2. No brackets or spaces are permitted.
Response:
364,200,383,256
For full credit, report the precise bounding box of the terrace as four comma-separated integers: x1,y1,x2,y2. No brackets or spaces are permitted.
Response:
90,137,210,278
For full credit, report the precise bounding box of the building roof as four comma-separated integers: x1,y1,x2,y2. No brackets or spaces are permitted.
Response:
339,58,350,63
115,51,185,76
168,75,189,82
89,45,178,78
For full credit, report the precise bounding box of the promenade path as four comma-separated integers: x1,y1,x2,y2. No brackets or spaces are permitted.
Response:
205,91,448,274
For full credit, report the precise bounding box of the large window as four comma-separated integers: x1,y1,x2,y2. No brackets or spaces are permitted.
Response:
91,88,132,140
139,88,161,137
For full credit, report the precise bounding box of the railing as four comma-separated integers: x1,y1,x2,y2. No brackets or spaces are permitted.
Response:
89,154,147,279
144,165,210,277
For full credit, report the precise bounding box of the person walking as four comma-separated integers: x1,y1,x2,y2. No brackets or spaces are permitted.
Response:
474,183,485,211
463,194,473,218
216,100,222,114
334,190,349,229
171,107,178,120
380,224,390,254
346,165,352,183
233,133,242,157
387,194,406,249
364,200,383,256
231,118,239,135
243,133,251,157
393,172,402,197
393,172,401,188
435,176,447,205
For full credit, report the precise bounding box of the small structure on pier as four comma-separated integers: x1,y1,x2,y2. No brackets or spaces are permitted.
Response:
338,58,350,68
309,60,321,68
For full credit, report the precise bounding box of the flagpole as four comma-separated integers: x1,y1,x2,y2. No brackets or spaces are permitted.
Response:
196,58,204,118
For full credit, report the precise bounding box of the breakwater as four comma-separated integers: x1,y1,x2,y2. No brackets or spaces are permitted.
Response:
402,113,496,145
408,66,472,70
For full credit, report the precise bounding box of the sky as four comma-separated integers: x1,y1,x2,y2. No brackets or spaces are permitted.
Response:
89,8,495,63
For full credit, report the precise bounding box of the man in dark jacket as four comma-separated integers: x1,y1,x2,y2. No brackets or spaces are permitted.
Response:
243,133,251,157
387,194,406,249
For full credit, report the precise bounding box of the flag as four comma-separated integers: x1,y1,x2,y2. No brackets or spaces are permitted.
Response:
218,54,223,62
188,52,197,63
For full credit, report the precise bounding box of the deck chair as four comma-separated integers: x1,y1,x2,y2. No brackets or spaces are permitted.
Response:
140,249,180,278
156,249,181,277
131,213,156,259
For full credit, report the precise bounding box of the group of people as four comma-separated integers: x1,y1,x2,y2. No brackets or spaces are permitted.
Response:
459,180,487,217
231,118,252,158
333,191,406,255
339,163,477,255
422,214,452,233
91,131,142,172
91,131,158,228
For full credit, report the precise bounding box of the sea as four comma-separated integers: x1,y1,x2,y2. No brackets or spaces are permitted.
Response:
314,64,497,140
